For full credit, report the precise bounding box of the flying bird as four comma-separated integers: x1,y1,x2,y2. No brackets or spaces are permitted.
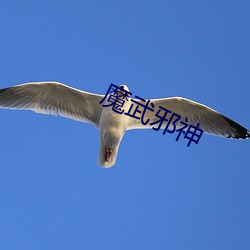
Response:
0,82,249,168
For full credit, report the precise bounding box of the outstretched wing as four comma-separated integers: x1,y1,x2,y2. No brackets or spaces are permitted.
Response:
0,82,104,127
127,97,250,139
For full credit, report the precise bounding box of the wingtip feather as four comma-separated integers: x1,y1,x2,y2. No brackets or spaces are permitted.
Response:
222,115,250,139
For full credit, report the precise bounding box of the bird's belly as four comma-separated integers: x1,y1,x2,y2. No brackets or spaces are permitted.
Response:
100,106,128,128
99,106,129,143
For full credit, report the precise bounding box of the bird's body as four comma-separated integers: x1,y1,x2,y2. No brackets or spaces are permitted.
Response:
0,82,249,168
98,93,130,167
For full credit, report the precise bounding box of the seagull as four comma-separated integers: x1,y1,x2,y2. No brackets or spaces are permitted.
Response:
0,82,249,168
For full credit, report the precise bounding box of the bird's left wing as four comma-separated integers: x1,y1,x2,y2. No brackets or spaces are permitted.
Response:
0,82,104,127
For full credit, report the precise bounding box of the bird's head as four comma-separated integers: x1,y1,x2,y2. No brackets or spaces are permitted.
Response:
119,84,130,97
119,84,129,92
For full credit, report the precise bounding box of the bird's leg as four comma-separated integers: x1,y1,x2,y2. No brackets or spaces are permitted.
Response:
105,149,112,162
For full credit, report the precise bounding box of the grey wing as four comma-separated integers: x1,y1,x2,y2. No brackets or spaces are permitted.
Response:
127,97,250,139
0,82,104,127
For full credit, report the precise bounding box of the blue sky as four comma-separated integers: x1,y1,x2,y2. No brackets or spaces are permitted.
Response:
0,1,249,249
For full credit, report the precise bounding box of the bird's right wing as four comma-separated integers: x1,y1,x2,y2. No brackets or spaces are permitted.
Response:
127,96,250,139
0,82,104,127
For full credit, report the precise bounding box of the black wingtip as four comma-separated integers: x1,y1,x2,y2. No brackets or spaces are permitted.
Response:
247,131,250,139
222,115,250,139
0,88,8,94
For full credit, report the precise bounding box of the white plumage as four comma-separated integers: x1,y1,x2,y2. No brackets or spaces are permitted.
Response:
0,82,249,168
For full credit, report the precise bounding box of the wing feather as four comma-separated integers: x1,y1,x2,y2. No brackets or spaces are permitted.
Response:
0,82,104,127
128,97,249,139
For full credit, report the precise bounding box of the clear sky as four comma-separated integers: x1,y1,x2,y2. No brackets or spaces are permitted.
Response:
0,1,249,249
